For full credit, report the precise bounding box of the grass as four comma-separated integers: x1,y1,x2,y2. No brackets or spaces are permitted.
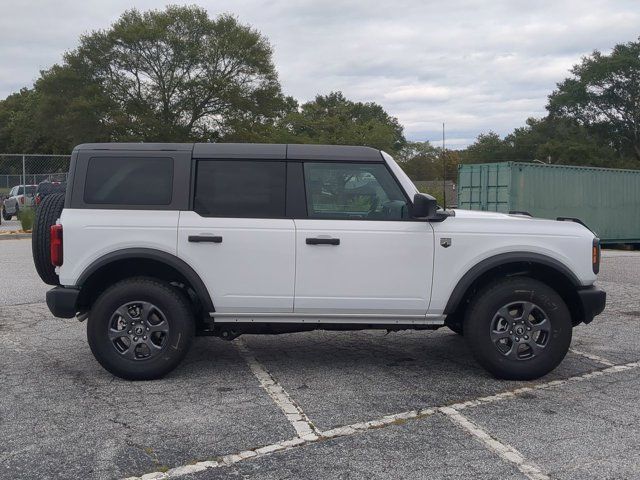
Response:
17,207,34,231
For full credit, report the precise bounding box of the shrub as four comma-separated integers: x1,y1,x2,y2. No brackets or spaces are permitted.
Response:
18,207,35,231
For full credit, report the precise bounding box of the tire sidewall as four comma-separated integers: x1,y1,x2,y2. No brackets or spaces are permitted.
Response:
464,278,572,380
87,279,194,380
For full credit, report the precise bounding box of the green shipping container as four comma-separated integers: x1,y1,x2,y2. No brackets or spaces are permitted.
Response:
457,162,640,244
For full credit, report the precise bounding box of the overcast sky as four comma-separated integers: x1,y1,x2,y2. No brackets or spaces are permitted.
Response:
0,0,638,147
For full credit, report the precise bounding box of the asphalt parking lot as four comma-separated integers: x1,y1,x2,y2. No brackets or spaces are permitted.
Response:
1,239,639,480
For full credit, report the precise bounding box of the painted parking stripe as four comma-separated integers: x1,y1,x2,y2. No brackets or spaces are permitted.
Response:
123,358,640,480
569,347,616,366
234,338,320,439
449,360,640,411
440,407,549,480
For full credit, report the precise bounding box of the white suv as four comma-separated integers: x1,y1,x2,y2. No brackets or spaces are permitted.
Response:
33,143,606,381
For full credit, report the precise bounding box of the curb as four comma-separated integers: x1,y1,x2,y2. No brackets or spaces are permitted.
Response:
0,233,31,240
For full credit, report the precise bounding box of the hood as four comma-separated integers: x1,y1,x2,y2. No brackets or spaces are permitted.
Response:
452,209,527,220
450,208,595,237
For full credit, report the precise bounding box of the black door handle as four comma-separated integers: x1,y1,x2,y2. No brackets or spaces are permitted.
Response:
306,237,340,245
188,235,222,243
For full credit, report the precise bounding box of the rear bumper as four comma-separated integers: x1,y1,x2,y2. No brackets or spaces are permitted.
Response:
578,286,606,324
46,286,79,318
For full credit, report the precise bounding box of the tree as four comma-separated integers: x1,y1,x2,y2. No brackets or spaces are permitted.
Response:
459,132,513,164
505,117,622,167
0,6,292,151
73,6,289,141
548,38,640,162
0,88,41,153
396,141,456,181
32,62,114,152
275,92,406,153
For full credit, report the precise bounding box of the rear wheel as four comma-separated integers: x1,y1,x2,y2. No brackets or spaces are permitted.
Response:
87,277,195,380
1,207,8,221
464,277,572,380
445,315,464,335
31,192,65,285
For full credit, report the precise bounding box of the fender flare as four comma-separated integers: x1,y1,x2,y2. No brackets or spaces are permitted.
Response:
443,252,581,314
76,248,214,312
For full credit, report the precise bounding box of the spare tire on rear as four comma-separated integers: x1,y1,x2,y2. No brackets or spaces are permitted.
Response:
32,193,65,286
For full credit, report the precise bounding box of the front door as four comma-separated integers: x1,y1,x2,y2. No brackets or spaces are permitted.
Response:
178,159,295,313
294,162,434,316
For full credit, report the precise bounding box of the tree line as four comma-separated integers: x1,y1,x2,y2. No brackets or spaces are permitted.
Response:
0,5,638,179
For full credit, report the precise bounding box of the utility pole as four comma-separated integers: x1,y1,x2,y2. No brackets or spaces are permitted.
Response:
442,122,446,209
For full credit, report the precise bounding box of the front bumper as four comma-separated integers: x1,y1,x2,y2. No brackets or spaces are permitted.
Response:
577,286,606,324
46,286,79,318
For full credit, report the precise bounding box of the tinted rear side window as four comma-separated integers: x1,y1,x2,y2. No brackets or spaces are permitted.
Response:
84,157,173,205
194,160,286,218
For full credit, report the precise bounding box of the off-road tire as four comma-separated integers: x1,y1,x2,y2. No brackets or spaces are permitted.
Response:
464,277,572,380
87,277,195,380
445,315,464,335
32,192,65,286
1,207,8,221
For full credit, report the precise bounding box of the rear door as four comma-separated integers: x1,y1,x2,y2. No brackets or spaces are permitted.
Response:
293,161,434,316
177,158,295,313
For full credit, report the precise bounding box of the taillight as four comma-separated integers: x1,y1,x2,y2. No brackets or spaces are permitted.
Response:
35,195,41,205
592,238,601,274
20,196,24,204
50,224,63,266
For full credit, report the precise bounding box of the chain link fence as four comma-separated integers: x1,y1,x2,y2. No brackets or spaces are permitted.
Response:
0,154,70,230
0,154,71,196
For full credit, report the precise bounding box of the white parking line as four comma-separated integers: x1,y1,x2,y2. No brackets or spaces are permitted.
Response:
449,360,640,411
234,338,320,439
440,407,549,480
321,407,437,439
123,358,640,480
569,348,616,366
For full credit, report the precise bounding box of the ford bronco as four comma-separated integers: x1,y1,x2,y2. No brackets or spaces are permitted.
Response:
33,143,606,380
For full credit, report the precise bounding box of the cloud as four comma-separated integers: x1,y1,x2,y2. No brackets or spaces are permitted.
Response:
0,0,638,147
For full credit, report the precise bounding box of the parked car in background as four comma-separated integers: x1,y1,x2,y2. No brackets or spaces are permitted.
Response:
35,181,66,207
2,184,37,220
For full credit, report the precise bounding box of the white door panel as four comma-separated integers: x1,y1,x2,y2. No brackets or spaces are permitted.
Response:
178,211,295,313
294,219,434,315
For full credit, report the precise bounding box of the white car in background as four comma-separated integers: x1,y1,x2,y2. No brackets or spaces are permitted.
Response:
2,184,37,220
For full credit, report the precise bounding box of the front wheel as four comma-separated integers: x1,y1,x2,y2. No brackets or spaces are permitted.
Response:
464,277,572,380
87,278,195,380
2,206,12,221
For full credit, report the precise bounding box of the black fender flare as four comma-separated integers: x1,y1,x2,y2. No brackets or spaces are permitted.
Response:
443,252,581,314
76,248,214,312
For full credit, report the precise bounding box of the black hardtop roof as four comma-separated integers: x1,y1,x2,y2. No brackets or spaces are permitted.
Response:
73,143,384,162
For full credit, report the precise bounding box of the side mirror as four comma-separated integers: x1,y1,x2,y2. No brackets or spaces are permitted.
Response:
411,193,438,219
